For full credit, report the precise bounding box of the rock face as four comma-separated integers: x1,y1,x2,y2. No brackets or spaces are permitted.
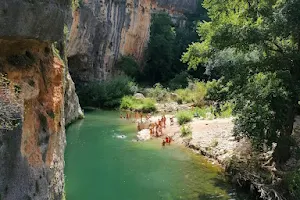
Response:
0,0,69,42
67,0,198,83
64,70,84,125
0,0,75,199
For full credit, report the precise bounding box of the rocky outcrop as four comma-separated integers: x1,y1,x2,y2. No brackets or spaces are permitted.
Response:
64,70,84,125
67,0,127,83
0,0,69,42
67,0,198,83
0,0,72,199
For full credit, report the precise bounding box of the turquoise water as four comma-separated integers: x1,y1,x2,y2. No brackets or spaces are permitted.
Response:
65,110,242,200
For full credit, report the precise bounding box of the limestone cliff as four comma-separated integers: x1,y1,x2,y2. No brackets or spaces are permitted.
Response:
67,0,198,83
64,69,84,125
0,0,79,199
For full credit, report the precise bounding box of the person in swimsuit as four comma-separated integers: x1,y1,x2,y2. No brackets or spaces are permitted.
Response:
162,140,166,147
170,117,174,126
158,125,163,136
165,137,169,143
168,136,172,145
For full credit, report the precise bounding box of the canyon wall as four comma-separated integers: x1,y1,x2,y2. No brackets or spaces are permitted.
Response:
0,0,81,199
67,0,198,83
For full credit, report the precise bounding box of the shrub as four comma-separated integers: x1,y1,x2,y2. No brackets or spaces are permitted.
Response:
285,168,300,198
219,102,233,118
77,75,134,108
175,88,194,103
180,124,192,137
144,83,170,102
168,71,190,90
174,80,207,106
192,81,207,107
192,106,212,118
120,96,156,113
205,79,231,102
176,110,193,125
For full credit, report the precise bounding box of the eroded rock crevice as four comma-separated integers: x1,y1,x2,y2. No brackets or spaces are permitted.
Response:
0,39,65,200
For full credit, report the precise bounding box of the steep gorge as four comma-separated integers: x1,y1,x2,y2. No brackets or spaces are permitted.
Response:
0,0,197,199
67,0,198,83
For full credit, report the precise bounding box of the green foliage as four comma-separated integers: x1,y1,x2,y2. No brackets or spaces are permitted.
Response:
175,88,194,104
192,106,211,118
120,96,156,113
205,79,231,102
144,83,171,102
219,102,233,118
116,56,139,78
142,11,205,85
182,0,300,149
285,168,300,198
143,12,176,84
180,124,192,137
77,76,135,109
176,111,193,125
191,104,232,119
233,72,290,147
175,80,207,106
72,0,83,10
168,71,190,90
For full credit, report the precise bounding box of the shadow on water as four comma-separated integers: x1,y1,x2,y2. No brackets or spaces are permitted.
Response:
195,172,253,200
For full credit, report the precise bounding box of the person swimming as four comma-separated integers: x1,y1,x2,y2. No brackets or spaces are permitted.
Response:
162,140,166,147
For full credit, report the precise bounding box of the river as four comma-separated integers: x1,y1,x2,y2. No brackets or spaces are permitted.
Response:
64,110,244,200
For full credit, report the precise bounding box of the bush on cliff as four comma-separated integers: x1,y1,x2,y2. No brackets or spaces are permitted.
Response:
0,74,22,130
77,75,135,108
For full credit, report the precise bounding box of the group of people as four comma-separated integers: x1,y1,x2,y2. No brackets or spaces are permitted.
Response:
120,111,151,122
149,115,167,137
120,111,175,147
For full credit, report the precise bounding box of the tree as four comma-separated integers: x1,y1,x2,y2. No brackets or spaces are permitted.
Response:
182,0,300,155
116,56,139,78
143,12,176,84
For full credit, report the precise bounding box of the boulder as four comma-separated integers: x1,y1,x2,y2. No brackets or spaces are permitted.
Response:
137,129,151,141
134,93,145,99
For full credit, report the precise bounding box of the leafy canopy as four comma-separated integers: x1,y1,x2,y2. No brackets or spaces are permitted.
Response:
182,0,300,149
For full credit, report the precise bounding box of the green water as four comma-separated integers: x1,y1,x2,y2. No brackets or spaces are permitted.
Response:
65,111,241,200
